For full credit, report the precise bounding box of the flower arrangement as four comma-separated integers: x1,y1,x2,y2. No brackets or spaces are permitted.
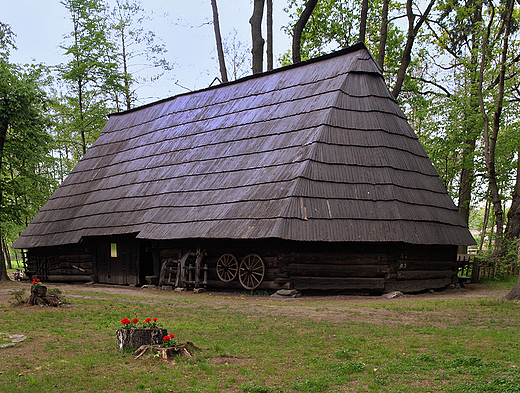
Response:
31,278,41,286
120,317,133,329
144,317,159,328
162,333,176,348
120,317,160,329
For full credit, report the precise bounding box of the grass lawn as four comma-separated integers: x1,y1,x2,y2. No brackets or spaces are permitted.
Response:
0,278,519,393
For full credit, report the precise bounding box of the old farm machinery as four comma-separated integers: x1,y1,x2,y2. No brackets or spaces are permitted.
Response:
159,250,266,291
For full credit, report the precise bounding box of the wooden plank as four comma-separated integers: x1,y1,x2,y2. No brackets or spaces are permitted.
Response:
205,279,290,290
46,275,92,282
278,252,389,266
397,260,456,271
292,276,385,290
284,263,389,277
397,246,457,261
397,270,454,280
385,278,452,293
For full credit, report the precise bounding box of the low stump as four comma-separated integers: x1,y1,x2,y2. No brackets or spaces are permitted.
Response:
29,285,64,307
116,328,168,351
133,342,204,360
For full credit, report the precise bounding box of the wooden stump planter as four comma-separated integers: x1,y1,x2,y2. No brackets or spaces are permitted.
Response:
116,328,168,351
28,285,64,307
133,342,204,360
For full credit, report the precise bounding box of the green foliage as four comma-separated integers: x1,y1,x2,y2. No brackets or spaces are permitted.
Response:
109,0,172,110
56,0,120,160
47,288,65,302
8,289,26,304
0,33,57,254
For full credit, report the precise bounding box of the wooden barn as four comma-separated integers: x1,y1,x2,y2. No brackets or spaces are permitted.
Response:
13,43,475,294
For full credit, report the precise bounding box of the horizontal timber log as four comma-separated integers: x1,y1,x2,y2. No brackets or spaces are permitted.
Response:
46,274,92,282
292,277,385,291
278,252,388,265
398,247,456,261
397,260,456,271
206,279,290,290
397,270,455,280
385,278,452,293
284,263,389,277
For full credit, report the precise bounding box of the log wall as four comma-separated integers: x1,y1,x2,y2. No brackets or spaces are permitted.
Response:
26,242,94,282
155,239,458,294
25,237,458,293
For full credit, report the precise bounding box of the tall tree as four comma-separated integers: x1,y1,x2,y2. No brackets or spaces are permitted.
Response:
478,0,515,241
211,0,228,83
267,0,274,70
110,0,172,109
429,0,485,253
359,0,369,43
59,0,119,156
250,0,265,73
292,0,319,63
391,0,435,98
505,156,520,300
377,0,389,69
223,28,251,80
0,24,53,282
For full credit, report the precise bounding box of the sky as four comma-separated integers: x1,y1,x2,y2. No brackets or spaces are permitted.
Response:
2,0,292,106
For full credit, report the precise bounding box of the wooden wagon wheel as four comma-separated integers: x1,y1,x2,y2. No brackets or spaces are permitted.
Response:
238,254,265,290
216,253,238,283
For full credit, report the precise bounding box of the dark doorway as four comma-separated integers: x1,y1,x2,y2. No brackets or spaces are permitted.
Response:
95,235,138,285
139,240,154,285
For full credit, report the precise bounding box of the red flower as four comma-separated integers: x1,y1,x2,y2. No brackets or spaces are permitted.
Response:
132,318,139,324
121,318,131,325
163,335,170,341
37,279,40,282
145,318,151,323
32,279,36,284
153,318,158,322
169,334,175,339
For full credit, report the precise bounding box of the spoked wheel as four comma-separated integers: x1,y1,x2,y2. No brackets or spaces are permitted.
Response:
239,254,265,290
216,253,239,283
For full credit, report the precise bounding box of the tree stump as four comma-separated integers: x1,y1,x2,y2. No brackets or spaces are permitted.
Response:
133,342,204,360
116,328,168,351
28,285,64,307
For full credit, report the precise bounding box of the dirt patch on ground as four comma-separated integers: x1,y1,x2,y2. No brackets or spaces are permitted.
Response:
0,281,511,327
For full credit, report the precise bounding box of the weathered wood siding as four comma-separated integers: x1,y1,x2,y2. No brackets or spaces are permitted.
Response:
155,239,458,293
25,242,94,282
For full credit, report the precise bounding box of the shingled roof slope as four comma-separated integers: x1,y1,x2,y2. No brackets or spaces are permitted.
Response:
14,43,475,249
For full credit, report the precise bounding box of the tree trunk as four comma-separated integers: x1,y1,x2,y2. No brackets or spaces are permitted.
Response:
505,156,520,239
391,0,435,99
505,275,520,301
266,0,273,71
120,25,132,110
211,0,228,83
0,120,9,282
0,242,9,282
250,0,265,74
479,197,490,252
504,156,520,301
292,0,318,64
458,5,483,254
377,0,389,70
2,237,11,270
359,0,369,43
479,0,513,242
116,328,168,350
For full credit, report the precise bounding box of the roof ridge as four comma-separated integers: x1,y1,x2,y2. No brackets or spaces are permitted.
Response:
110,43,369,118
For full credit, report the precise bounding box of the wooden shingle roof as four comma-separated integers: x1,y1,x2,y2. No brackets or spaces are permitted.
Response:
14,43,475,249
